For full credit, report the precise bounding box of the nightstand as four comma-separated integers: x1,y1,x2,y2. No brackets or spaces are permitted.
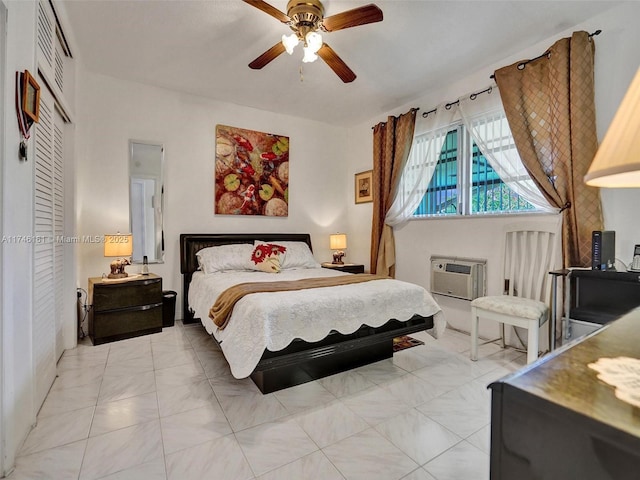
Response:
88,274,163,345
321,262,365,274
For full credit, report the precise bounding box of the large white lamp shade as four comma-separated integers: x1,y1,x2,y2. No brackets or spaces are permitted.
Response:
584,67,640,187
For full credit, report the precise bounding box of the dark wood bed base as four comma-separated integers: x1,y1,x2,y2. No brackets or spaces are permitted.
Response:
180,233,434,393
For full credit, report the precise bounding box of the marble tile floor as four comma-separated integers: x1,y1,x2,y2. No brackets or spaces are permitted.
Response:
8,321,526,480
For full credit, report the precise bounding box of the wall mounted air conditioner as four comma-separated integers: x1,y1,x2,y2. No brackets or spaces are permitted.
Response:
430,256,486,300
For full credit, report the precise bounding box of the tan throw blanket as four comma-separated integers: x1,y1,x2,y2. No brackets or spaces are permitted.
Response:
209,274,388,330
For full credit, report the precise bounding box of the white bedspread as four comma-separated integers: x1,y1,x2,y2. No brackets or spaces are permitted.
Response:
189,268,445,378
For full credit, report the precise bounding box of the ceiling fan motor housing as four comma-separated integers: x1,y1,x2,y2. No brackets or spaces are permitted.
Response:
287,0,324,34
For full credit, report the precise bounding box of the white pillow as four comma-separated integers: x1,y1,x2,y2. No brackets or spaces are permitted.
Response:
196,244,254,274
254,240,320,270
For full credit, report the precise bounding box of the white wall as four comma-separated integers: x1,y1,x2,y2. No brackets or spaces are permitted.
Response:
75,3,640,344
346,2,640,340
68,3,640,348
1,0,37,474
75,70,351,314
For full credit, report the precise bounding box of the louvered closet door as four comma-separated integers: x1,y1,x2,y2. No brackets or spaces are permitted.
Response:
33,86,64,408
36,0,54,74
37,0,65,95
53,103,64,358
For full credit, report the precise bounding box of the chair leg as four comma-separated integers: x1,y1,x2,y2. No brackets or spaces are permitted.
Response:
470,307,479,361
526,322,539,364
500,323,506,349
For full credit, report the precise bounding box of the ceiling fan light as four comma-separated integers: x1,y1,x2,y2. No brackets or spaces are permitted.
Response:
302,46,318,63
281,33,299,55
305,31,322,53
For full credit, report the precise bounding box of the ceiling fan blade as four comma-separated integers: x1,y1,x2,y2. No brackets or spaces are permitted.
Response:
242,0,290,23
249,42,286,69
322,4,383,32
317,43,356,83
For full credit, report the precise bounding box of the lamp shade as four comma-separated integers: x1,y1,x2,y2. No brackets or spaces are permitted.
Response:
306,31,322,53
330,233,347,250
281,33,299,55
104,234,133,257
585,67,640,187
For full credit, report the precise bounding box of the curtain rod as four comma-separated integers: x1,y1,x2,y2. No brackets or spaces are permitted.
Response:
371,107,420,129
372,29,602,128
489,29,601,79
421,86,494,119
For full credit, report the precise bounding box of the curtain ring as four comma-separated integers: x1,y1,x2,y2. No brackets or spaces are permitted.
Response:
469,86,493,101
422,108,437,118
445,100,459,110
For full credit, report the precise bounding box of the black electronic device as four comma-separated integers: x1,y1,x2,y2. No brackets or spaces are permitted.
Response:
592,230,615,271
631,244,640,272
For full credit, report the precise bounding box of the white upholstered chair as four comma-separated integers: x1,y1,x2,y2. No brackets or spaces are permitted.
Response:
470,222,560,364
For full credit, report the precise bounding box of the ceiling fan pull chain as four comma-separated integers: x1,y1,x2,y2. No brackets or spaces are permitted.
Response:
299,65,304,82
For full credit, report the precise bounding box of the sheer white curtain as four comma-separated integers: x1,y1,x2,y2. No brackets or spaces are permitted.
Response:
458,87,557,213
385,105,457,227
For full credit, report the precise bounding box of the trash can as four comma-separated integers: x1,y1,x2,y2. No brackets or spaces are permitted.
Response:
162,290,177,327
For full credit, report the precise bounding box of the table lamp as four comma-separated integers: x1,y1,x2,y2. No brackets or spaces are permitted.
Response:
104,233,133,279
330,233,347,264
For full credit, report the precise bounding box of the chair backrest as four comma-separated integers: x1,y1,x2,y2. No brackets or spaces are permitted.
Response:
502,221,560,303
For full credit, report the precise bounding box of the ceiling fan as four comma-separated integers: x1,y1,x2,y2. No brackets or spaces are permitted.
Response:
243,0,383,83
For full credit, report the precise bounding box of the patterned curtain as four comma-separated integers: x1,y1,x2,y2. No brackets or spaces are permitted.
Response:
370,109,417,276
494,31,603,267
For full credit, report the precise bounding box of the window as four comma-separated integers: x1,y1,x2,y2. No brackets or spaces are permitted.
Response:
469,139,536,214
414,127,459,216
386,95,553,228
412,121,539,218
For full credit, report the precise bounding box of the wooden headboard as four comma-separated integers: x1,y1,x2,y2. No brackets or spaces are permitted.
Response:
179,233,313,322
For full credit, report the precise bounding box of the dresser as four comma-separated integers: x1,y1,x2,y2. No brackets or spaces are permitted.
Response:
567,269,640,339
88,274,163,345
489,307,640,479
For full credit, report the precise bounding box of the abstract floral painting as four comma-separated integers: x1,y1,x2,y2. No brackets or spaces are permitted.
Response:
215,125,289,216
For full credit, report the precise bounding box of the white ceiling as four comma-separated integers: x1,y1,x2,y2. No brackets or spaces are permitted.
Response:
59,0,619,126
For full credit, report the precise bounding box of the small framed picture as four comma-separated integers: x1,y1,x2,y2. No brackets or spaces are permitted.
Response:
355,170,373,204
22,70,40,123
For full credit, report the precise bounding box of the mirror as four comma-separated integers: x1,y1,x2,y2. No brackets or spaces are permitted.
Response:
129,140,164,263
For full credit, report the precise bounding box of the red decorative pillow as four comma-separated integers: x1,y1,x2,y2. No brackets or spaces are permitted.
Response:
250,243,287,273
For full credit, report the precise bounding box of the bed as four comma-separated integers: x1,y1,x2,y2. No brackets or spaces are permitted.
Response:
180,233,445,393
